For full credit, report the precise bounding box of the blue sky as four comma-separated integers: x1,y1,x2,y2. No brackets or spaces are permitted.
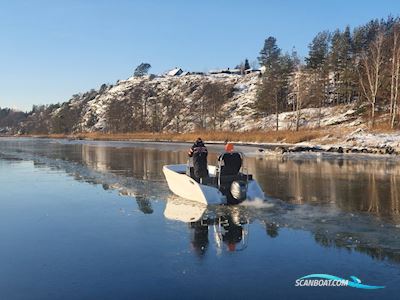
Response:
1,0,400,111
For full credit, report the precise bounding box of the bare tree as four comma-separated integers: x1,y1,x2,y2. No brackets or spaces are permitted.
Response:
203,82,225,130
293,70,309,131
390,24,400,128
358,32,385,128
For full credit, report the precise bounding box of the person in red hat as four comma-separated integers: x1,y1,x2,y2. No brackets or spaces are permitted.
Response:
218,142,242,176
225,142,234,152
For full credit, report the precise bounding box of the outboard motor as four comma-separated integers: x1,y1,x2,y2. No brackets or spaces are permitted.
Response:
230,180,247,202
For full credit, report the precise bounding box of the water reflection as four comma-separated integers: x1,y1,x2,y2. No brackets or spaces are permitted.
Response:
164,198,249,256
22,141,400,221
162,196,400,263
1,138,400,264
217,213,248,252
59,142,400,220
190,222,209,256
264,221,279,238
251,156,400,221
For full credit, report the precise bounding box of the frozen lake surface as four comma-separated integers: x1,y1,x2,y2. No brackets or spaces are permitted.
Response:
1,137,400,299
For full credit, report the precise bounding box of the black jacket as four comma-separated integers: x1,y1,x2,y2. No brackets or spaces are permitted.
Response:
188,141,208,178
218,152,242,176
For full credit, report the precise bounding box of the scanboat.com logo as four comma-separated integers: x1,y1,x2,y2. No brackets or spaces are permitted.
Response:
295,274,385,289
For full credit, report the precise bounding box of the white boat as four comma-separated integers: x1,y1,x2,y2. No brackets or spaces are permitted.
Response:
163,160,265,205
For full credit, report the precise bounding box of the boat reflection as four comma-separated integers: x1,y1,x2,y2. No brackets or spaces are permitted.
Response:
164,197,249,256
164,197,206,223
214,210,249,252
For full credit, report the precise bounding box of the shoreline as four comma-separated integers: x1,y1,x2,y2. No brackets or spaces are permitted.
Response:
1,130,400,157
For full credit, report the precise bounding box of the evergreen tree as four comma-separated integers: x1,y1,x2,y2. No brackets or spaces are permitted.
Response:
330,26,354,103
306,31,330,69
257,37,294,130
352,19,380,55
306,31,330,126
244,59,251,70
134,63,151,77
258,36,281,70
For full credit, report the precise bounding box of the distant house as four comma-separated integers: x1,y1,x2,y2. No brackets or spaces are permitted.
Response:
209,67,243,75
229,68,241,75
245,68,262,75
167,67,183,76
209,68,227,74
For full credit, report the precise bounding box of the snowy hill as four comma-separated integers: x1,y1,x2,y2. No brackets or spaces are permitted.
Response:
79,73,261,132
16,72,367,135
19,73,260,133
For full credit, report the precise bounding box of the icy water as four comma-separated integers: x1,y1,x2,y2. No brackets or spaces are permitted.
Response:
1,138,400,299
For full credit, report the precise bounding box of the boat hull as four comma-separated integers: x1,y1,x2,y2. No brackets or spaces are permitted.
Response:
163,164,226,205
163,164,265,205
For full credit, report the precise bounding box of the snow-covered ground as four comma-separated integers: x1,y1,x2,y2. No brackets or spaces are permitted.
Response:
76,72,365,133
343,129,400,150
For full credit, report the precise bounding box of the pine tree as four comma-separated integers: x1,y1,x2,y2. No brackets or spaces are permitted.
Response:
244,59,251,70
330,27,354,103
306,31,330,126
257,37,294,130
256,37,282,127
340,26,355,103
134,63,151,77
258,37,281,70
306,31,330,70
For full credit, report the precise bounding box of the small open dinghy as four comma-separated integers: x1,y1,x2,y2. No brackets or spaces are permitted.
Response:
163,154,265,205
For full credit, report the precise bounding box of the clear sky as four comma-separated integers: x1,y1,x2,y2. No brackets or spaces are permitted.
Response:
1,0,400,111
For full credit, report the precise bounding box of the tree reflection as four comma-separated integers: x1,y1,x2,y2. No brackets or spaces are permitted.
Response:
136,195,153,214
265,222,279,238
250,156,400,220
313,230,400,263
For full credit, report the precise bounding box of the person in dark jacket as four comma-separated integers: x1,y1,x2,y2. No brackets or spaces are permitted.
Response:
218,143,242,176
188,137,208,181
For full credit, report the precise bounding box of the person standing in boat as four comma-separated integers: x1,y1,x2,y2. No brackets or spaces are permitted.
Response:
188,137,208,182
218,142,242,176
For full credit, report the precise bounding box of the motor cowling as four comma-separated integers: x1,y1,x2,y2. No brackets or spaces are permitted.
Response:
230,180,247,202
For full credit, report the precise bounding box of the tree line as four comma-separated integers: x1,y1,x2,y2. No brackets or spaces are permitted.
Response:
5,15,400,134
256,16,400,130
0,108,27,132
